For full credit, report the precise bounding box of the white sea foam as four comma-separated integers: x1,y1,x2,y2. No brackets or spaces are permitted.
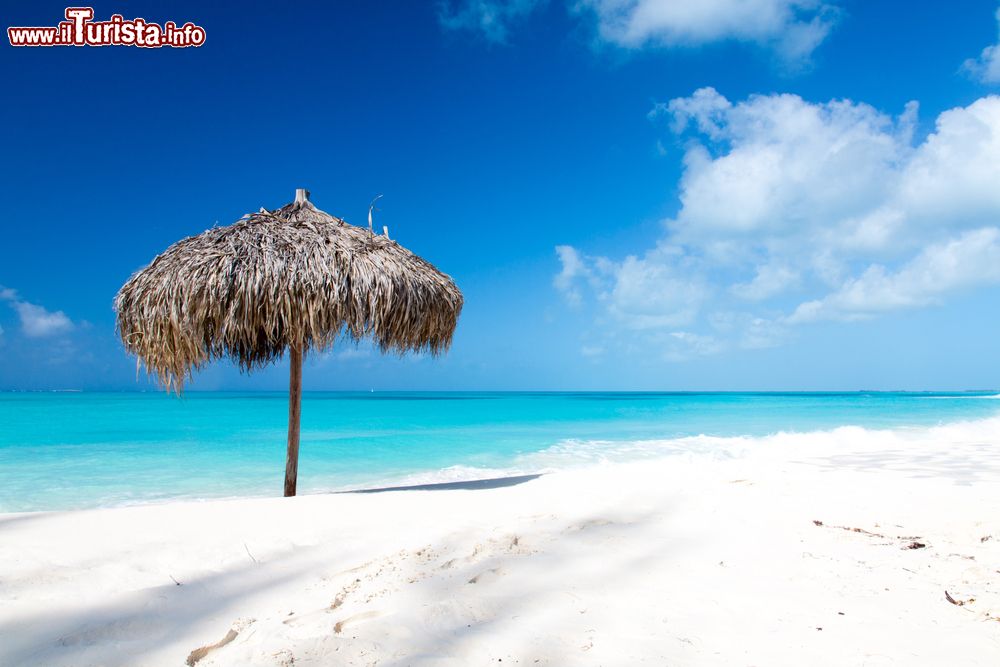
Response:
358,415,1000,490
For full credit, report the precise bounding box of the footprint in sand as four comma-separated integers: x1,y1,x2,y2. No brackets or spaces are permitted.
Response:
184,618,255,666
564,518,614,533
438,535,531,575
333,610,383,634
330,578,362,610
467,567,506,585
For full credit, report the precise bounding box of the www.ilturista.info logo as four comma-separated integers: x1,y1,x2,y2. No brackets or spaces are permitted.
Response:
8,7,206,48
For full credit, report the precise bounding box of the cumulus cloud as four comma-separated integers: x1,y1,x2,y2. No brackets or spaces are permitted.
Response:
962,7,1000,83
553,245,590,306
607,252,707,329
555,244,706,329
437,0,543,43
656,88,920,256
661,331,724,362
0,287,75,338
440,0,838,62
731,264,799,301
788,228,1000,322
556,90,1000,359
579,0,837,62
13,302,74,338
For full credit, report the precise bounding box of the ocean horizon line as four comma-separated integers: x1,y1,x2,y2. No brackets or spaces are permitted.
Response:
1,388,998,395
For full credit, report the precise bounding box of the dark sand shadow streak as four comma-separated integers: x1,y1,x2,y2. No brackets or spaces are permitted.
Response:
337,474,544,494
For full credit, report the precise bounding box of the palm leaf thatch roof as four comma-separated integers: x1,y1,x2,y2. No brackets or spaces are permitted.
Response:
115,190,463,391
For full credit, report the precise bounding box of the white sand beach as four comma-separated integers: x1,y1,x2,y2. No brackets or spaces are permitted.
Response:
2,425,1000,666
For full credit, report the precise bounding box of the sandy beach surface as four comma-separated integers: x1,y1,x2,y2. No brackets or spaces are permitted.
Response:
2,425,999,666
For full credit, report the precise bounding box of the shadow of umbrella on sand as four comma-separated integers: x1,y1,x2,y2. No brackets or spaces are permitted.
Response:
114,189,463,496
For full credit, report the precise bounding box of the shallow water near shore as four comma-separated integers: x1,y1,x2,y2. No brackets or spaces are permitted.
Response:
1,391,998,512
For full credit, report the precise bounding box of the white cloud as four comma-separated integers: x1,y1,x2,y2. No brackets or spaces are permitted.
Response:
0,287,75,338
608,252,707,329
579,0,837,62
788,228,1000,322
556,90,1000,359
659,88,919,255
553,245,590,305
438,0,543,43
556,244,707,330
334,347,371,360
962,7,1000,84
731,264,799,301
662,331,723,361
314,343,375,365
12,302,74,338
440,0,838,62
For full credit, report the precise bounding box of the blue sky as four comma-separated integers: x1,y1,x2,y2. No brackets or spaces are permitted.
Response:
3,0,1000,391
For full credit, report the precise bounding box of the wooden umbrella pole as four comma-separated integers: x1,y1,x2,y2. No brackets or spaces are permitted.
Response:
284,345,303,497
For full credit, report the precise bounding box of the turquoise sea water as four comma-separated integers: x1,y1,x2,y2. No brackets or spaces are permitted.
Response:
1,391,998,512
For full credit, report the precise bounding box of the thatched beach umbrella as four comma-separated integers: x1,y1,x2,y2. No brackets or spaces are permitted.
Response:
115,189,462,496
